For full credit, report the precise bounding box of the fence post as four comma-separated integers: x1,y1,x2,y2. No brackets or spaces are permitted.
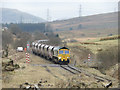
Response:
88,54,91,61
28,54,30,63
26,53,28,63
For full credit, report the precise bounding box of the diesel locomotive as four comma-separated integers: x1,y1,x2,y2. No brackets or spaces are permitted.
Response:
32,40,70,64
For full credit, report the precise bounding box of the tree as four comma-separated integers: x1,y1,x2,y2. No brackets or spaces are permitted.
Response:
78,24,82,29
13,32,32,49
9,24,22,36
69,27,73,30
33,31,48,40
2,30,13,49
45,23,53,33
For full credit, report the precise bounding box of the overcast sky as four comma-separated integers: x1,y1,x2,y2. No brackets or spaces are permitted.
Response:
0,0,119,21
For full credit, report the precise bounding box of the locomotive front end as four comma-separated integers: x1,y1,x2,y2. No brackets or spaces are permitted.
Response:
58,47,70,65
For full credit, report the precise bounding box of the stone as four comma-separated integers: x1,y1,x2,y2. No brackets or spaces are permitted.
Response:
5,66,14,71
102,81,112,88
43,80,47,83
38,83,42,86
97,48,102,51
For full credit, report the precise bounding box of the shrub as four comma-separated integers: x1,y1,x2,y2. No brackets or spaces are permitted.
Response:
78,24,82,29
69,27,73,30
97,46,118,71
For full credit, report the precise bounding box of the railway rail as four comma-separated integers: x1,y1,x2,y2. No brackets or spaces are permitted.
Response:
31,63,113,88
60,65,81,74
30,51,113,88
60,64,113,87
31,61,113,85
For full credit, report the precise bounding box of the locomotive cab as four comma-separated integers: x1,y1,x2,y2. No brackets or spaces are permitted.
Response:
58,47,70,65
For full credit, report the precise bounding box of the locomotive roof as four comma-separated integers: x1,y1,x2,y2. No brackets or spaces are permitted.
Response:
53,46,69,51
53,46,61,50
38,40,49,43
59,47,69,50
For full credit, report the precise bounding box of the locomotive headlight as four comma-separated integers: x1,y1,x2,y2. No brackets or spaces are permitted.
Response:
58,57,61,59
67,57,70,59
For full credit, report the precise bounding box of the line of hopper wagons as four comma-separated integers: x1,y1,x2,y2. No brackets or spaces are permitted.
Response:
32,40,70,65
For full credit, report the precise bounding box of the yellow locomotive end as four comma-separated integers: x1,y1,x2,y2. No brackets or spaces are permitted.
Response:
58,48,70,64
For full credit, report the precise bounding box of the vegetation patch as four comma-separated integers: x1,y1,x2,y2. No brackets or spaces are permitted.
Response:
79,42,100,45
100,35,120,41
96,46,118,73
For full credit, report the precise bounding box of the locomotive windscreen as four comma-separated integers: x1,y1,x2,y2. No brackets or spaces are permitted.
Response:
59,50,63,54
65,50,69,54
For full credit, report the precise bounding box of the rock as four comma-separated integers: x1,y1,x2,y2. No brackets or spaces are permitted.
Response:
39,81,42,83
43,80,47,83
26,85,31,89
102,81,112,88
48,84,51,87
20,82,31,89
97,48,102,51
34,84,40,89
2,59,20,71
20,84,22,88
21,66,25,69
20,84,31,89
38,83,42,86
5,66,15,71
14,64,20,69
24,82,29,85
31,85,35,88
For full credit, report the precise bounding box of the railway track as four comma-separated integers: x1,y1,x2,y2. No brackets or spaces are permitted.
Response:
60,65,81,74
60,64,113,87
31,62,113,84
29,52,113,88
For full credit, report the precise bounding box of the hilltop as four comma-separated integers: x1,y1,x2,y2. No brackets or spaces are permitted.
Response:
1,8,45,23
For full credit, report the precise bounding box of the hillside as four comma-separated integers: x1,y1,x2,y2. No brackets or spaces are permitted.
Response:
51,12,118,31
51,12,118,39
1,8,45,23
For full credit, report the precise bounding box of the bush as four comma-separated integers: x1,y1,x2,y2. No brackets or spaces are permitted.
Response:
9,24,22,36
2,30,13,49
13,32,32,49
81,34,85,37
69,27,73,30
69,39,77,43
78,24,82,29
97,46,118,71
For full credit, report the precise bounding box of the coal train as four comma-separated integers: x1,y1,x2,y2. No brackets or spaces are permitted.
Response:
32,40,70,65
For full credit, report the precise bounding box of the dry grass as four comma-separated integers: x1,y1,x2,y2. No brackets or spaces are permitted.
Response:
68,45,94,66
67,37,118,75
54,28,118,40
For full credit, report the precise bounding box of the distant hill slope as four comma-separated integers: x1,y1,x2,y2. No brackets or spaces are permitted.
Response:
51,12,118,31
51,12,118,39
1,8,45,23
